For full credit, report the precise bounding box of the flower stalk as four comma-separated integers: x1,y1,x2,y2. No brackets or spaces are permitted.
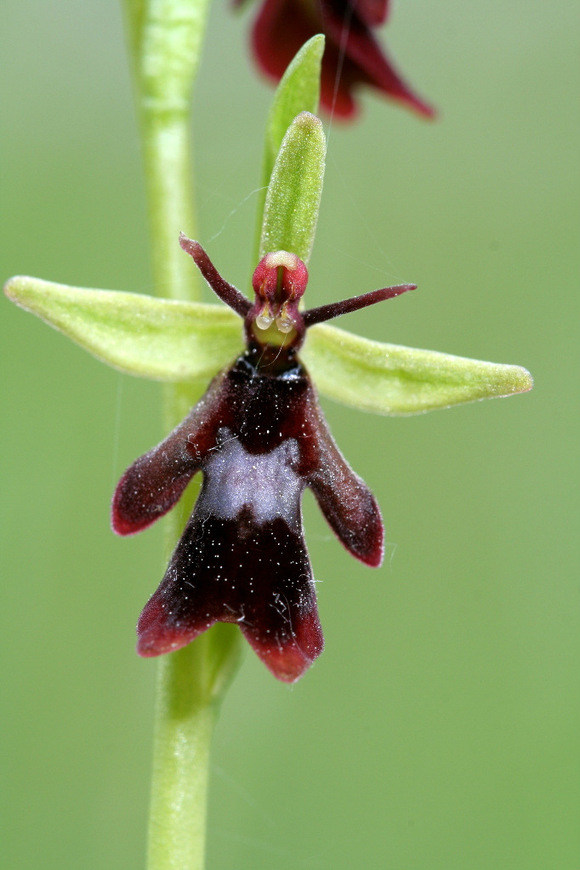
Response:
122,2,241,868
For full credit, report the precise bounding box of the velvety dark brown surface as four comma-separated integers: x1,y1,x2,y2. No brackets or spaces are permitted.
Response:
113,346,383,680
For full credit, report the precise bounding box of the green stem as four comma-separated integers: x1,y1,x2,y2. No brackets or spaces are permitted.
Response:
147,585,242,870
147,646,216,870
142,117,198,303
121,2,242,868
131,0,212,304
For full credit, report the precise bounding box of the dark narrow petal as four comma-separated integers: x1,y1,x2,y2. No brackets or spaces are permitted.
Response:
304,283,415,327
137,512,323,683
304,403,384,566
112,371,228,535
179,235,251,318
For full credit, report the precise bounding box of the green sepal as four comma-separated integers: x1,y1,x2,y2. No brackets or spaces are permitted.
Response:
302,323,533,415
4,276,242,381
259,112,326,266
4,276,532,413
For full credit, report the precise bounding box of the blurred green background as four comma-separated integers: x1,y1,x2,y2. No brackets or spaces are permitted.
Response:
1,0,578,868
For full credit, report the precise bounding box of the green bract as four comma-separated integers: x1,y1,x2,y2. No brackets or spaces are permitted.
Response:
4,276,242,382
259,111,326,266
255,34,324,259
4,274,532,414
303,324,533,414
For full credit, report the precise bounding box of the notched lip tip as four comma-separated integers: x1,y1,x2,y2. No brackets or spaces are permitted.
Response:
269,663,312,684
361,551,383,569
136,636,167,658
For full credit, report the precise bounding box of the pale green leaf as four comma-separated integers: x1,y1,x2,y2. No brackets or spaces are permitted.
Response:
4,276,242,381
302,323,533,415
259,112,326,265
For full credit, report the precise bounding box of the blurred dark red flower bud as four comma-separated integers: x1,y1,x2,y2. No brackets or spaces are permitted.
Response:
246,0,434,119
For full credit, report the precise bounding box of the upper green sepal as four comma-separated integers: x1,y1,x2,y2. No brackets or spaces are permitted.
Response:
259,111,326,266
4,275,242,381
261,36,324,202
302,323,533,415
255,36,325,264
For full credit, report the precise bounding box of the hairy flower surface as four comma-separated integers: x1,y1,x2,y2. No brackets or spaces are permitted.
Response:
112,236,414,681
246,0,434,118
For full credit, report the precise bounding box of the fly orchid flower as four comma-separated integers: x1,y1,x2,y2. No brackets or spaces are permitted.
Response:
244,0,434,119
112,235,415,682
5,112,532,683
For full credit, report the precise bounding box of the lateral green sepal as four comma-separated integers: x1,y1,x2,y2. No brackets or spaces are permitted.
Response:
302,322,533,415
5,276,532,413
4,276,242,381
